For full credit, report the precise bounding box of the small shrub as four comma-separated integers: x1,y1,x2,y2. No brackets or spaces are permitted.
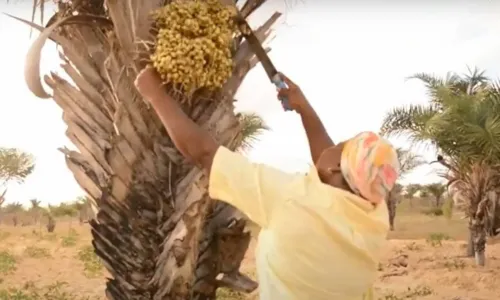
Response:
405,285,433,297
77,245,103,277
0,281,87,300
426,232,451,247
61,229,78,247
421,207,443,216
0,250,17,274
216,288,245,300
442,258,466,270
61,235,77,247
382,293,403,300
44,233,58,242
383,285,433,299
24,246,51,258
405,242,422,251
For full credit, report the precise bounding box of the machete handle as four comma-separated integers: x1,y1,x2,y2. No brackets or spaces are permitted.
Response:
272,75,292,111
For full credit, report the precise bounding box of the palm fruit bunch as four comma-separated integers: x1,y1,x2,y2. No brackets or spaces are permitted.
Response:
151,0,238,94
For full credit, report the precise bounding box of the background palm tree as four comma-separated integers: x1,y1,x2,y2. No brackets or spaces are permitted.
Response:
405,183,422,208
29,198,42,223
386,147,425,231
380,67,500,265
14,1,278,298
424,183,446,208
3,202,24,226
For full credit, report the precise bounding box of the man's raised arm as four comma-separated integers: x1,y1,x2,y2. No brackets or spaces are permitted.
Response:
134,67,218,172
277,74,334,164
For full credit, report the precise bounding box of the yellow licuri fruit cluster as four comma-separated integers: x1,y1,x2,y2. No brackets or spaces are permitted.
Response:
151,0,238,94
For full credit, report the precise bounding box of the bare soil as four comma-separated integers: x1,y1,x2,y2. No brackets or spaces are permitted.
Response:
0,207,499,300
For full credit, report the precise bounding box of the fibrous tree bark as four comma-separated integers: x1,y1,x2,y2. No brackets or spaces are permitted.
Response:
17,0,280,298
448,163,499,266
386,191,396,231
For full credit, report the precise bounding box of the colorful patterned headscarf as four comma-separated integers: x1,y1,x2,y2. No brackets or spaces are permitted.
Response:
340,131,400,205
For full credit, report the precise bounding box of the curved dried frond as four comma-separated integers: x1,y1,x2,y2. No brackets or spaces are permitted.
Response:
7,13,112,99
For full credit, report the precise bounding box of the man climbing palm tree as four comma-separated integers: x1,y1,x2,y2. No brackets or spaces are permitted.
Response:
135,67,400,300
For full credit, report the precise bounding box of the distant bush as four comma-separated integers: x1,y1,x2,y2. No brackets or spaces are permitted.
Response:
421,207,443,216
49,203,78,218
442,258,466,270
426,232,451,247
24,246,51,258
61,229,79,247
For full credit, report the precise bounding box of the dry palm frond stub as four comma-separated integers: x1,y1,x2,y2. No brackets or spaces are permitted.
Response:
150,0,239,97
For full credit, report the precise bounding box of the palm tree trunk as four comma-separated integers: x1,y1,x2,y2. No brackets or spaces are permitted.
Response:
386,191,396,231
20,0,277,298
466,227,475,257
470,217,486,266
192,202,256,299
470,193,491,266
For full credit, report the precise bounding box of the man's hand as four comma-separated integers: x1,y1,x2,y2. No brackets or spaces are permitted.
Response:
277,73,334,164
276,73,309,112
134,66,164,102
133,66,219,172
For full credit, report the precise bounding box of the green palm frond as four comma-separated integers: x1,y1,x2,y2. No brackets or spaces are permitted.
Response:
385,66,500,169
406,72,457,91
458,66,489,95
235,113,269,152
485,80,500,104
435,90,500,161
380,104,438,146
407,72,460,104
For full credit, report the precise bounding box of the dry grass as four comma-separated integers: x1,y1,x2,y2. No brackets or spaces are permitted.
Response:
0,201,499,299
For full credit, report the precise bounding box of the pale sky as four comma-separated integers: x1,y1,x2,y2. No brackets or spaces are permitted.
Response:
1,1,500,206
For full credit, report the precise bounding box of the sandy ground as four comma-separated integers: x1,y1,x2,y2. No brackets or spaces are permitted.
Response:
0,210,499,300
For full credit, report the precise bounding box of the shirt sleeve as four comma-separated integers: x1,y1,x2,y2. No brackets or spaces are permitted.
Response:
209,146,307,227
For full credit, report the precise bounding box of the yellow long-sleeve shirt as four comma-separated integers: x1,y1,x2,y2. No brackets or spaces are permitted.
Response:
209,147,389,300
